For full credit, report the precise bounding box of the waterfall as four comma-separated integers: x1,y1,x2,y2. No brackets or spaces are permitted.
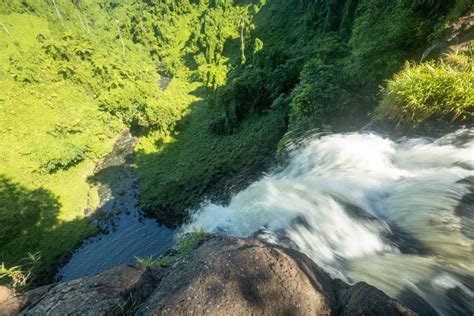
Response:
185,128,474,315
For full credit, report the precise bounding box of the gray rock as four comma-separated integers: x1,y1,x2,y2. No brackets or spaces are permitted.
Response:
137,236,336,315
2,236,416,315
338,282,417,316
20,264,151,315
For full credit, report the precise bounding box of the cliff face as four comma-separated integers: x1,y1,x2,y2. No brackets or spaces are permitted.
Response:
422,6,474,61
1,236,415,315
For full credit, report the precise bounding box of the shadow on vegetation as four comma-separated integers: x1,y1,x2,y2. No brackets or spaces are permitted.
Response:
0,174,96,286
57,132,174,282
134,84,287,227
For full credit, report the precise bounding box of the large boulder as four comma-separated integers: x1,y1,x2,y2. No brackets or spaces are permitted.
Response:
20,264,151,315
136,236,336,315
2,236,416,315
337,282,416,316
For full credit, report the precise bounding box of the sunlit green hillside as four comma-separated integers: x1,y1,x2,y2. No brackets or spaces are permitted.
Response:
0,0,163,282
0,0,471,287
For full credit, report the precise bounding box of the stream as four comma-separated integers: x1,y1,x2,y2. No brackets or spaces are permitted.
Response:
58,127,473,315
58,131,174,282
59,72,175,281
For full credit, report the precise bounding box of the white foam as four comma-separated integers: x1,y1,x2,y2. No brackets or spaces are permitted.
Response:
184,129,474,314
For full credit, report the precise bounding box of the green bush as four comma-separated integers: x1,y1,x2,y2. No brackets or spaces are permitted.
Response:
0,252,41,290
290,59,350,124
40,143,88,173
374,50,474,129
214,67,271,132
145,99,182,133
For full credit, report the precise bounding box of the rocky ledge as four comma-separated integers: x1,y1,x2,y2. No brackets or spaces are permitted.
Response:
1,236,415,315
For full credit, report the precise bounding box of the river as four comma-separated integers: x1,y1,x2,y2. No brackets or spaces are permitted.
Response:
185,128,474,315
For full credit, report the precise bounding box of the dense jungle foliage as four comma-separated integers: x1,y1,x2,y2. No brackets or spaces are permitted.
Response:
0,0,160,285
0,0,471,285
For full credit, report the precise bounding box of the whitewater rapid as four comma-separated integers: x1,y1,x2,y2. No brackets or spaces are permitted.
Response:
185,128,474,315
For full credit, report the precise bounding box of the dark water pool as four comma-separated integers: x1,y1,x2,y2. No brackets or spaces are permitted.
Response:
58,131,175,282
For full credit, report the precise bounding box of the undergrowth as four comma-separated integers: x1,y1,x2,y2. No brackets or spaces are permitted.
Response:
0,252,41,291
0,0,169,284
374,49,473,129
135,230,207,268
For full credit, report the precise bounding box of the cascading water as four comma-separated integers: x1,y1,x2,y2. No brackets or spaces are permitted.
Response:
185,128,474,315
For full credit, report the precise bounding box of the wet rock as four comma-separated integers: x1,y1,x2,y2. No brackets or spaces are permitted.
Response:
456,176,474,240
338,282,417,316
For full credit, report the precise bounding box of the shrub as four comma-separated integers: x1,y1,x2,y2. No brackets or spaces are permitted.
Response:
40,143,88,173
290,59,350,124
374,50,474,129
215,67,270,132
145,99,182,133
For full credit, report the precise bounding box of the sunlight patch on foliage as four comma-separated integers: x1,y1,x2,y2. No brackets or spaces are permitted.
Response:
374,49,474,128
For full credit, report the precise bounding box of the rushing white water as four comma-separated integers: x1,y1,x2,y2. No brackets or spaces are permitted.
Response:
185,128,474,315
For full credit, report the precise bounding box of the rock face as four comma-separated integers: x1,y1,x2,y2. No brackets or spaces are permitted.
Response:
1,236,416,315
137,237,336,315
337,282,416,316
0,286,24,316
5,264,151,315
422,6,474,60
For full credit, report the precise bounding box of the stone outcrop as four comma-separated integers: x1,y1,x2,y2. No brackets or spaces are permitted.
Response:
422,6,474,60
136,237,336,315
337,282,416,316
1,236,416,315
0,286,24,316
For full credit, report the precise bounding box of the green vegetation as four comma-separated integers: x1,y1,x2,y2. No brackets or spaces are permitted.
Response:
135,77,286,225
374,49,474,129
233,0,472,131
135,230,207,268
0,252,40,291
0,0,173,284
1,0,471,286
125,0,287,225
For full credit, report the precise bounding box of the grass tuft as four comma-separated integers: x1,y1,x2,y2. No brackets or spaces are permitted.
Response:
135,229,208,269
374,49,474,129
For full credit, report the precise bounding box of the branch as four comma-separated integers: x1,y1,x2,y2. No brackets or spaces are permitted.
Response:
51,0,65,27
0,21,11,36
114,19,126,60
